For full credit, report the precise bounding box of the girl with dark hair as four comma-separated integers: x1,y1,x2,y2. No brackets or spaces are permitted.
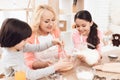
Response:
0,18,72,80
72,10,103,66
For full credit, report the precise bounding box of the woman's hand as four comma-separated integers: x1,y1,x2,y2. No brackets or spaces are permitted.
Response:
52,38,64,47
32,60,52,69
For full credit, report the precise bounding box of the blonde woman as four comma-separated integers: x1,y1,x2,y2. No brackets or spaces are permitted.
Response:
24,5,61,69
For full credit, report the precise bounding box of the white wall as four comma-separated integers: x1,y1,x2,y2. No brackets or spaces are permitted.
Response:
0,0,31,26
35,0,48,7
59,0,73,31
0,0,49,27
84,0,110,32
109,0,120,34
0,0,29,9
0,0,119,33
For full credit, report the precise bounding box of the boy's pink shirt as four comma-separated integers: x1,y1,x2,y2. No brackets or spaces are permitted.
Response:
72,29,103,52
24,28,61,69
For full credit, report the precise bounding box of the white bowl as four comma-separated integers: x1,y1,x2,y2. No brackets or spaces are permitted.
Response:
76,71,94,80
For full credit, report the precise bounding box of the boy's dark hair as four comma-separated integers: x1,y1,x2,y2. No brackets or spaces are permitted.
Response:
0,18,32,47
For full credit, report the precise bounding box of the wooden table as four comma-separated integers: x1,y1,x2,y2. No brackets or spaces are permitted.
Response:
60,46,120,80
1,46,120,80
60,59,93,80
93,46,120,80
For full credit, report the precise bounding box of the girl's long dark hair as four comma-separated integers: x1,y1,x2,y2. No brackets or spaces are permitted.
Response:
74,10,100,49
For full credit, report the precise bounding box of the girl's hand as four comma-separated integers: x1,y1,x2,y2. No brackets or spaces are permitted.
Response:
77,54,86,62
93,54,102,66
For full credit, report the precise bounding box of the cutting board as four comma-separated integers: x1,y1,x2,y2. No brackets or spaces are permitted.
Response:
93,63,120,73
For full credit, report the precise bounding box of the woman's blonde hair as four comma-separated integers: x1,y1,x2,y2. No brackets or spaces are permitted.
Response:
30,4,56,32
